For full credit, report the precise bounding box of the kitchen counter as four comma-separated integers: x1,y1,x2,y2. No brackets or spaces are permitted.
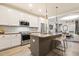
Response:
30,33,53,38
30,32,62,38
0,33,20,35
30,33,62,56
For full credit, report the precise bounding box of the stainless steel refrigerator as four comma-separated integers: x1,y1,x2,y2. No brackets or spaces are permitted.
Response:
41,23,47,34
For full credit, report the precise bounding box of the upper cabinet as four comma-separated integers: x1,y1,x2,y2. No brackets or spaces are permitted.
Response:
0,5,39,27
0,5,19,26
29,15,39,27
18,12,39,27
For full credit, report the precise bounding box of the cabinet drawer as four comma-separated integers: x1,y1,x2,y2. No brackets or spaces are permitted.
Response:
10,34,21,46
0,34,21,50
0,35,11,50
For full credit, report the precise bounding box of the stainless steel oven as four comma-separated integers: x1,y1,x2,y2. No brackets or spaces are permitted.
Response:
20,32,30,45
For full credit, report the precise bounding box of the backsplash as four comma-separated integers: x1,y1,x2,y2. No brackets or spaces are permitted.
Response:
0,26,39,33
0,26,29,33
29,27,38,32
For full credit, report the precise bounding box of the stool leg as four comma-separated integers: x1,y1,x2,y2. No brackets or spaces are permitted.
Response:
66,40,68,48
63,40,66,55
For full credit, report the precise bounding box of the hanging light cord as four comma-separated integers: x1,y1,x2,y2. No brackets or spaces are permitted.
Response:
45,4,48,19
55,6,58,33
56,6,58,22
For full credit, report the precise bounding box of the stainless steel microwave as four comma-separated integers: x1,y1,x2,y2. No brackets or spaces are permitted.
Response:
19,21,29,26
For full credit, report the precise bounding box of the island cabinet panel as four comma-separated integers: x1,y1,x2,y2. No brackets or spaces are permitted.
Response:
30,36,39,56
30,35,52,56
39,37,52,56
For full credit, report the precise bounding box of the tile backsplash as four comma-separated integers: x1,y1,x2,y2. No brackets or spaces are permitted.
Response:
0,26,39,33
29,27,38,32
0,26,30,33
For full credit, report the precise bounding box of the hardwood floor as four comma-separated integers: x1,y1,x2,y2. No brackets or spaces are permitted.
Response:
0,44,31,56
0,34,79,56
47,34,79,56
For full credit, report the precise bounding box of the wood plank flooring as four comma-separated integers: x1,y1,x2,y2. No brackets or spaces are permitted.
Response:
47,34,79,56
0,44,31,56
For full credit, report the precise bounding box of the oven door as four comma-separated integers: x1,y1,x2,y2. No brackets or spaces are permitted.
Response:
22,34,30,41
21,34,30,45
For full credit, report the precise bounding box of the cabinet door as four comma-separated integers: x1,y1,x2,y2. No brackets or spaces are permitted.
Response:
29,15,38,27
11,34,21,47
7,10,20,26
0,35,11,50
0,5,19,26
0,6,9,25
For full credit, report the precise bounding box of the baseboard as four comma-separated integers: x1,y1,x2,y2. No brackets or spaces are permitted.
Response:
0,45,21,52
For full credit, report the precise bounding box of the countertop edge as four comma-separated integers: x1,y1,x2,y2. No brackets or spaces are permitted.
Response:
0,33,21,35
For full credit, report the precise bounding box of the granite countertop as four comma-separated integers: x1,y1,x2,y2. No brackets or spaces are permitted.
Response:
0,32,21,35
30,33,62,38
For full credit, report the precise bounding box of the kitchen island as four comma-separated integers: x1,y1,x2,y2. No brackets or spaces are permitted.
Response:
30,33,61,56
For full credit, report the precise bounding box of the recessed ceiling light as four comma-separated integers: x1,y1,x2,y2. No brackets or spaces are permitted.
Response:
8,9,12,12
28,4,32,7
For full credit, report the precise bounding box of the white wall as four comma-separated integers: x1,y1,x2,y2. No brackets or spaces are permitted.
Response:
48,18,57,33
60,20,75,33
48,18,75,34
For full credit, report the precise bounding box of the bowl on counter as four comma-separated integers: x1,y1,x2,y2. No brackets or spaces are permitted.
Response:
0,30,5,34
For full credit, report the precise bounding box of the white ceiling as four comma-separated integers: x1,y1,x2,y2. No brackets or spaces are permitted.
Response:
1,3,79,17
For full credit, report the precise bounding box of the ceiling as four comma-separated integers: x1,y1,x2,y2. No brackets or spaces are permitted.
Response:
1,3,79,18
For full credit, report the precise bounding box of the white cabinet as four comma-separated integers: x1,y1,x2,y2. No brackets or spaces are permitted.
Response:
29,15,39,27
0,35,11,50
19,13,30,23
0,34,21,50
7,10,20,26
10,34,21,47
19,13,39,27
0,5,19,26
0,5,39,27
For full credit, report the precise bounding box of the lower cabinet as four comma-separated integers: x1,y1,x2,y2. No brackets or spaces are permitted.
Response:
0,35,11,50
11,34,21,47
0,34,21,50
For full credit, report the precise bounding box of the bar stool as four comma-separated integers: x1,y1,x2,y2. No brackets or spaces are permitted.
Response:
55,34,68,55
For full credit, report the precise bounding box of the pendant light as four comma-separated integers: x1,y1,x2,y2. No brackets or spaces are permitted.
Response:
56,6,58,22
55,6,58,33
45,4,48,20
45,4,48,33
40,4,48,34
